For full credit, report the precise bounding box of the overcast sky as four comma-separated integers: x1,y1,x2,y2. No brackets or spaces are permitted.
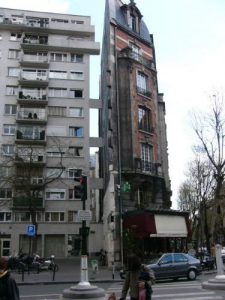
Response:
1,0,225,208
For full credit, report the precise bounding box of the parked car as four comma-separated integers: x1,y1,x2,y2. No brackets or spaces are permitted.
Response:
221,247,225,263
146,253,202,281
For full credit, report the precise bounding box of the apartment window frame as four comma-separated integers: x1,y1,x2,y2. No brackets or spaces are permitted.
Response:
45,189,66,200
49,70,67,80
0,212,12,222
2,144,15,156
4,104,17,115
3,124,16,135
45,212,65,222
10,32,22,41
141,143,154,172
69,89,83,98
138,106,152,132
8,67,20,77
70,71,83,80
6,85,18,96
68,146,83,157
48,87,67,98
0,189,12,199
71,54,83,63
50,52,67,62
68,168,82,179
69,126,83,137
69,107,83,117
8,49,20,59
136,71,151,97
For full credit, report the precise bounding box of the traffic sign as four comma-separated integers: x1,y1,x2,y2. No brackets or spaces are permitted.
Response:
27,224,36,236
77,210,92,221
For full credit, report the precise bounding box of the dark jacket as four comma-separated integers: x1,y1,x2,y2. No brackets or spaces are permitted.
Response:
0,271,20,300
120,267,155,300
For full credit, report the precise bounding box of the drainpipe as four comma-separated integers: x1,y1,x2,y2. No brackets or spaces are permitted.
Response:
113,22,123,267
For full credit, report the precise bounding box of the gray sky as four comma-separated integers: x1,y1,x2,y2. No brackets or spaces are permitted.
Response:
1,0,225,208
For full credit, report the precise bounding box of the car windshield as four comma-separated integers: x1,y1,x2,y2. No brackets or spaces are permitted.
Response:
145,255,161,264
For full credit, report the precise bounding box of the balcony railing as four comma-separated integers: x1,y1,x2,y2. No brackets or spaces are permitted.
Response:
18,91,47,103
20,72,48,81
16,129,46,141
22,36,48,45
17,109,47,122
12,197,44,209
134,158,162,176
136,86,152,98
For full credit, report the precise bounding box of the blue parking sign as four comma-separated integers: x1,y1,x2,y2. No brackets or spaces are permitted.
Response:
27,224,36,236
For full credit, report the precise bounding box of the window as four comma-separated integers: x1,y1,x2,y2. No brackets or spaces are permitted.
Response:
71,54,83,63
49,70,67,79
137,71,151,97
45,189,66,200
51,18,68,23
21,212,31,222
129,42,140,60
160,254,173,265
0,167,11,178
141,143,154,172
3,124,16,135
2,144,14,156
69,127,83,137
69,189,80,200
0,212,12,222
68,211,78,222
46,168,65,178
70,71,83,80
10,32,22,41
50,53,67,62
48,106,66,116
48,88,67,98
69,107,83,117
4,104,17,115
8,49,20,59
6,85,18,96
8,67,20,77
138,106,151,132
0,189,12,199
46,148,65,157
68,168,82,179
68,146,83,157
45,212,65,222
69,89,83,98
174,254,188,263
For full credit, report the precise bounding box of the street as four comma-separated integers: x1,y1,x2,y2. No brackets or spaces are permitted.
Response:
19,273,225,300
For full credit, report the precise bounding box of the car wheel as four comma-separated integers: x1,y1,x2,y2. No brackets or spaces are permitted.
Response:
187,269,196,280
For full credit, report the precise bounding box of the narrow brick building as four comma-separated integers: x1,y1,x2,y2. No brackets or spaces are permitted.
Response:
100,0,189,265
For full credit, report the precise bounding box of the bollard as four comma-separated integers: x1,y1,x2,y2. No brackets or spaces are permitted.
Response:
215,244,224,275
52,263,56,281
112,261,115,280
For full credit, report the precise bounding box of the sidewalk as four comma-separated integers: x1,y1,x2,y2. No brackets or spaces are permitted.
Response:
14,257,122,286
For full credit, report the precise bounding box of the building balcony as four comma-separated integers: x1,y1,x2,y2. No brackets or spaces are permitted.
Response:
21,37,99,54
134,158,162,177
12,197,44,210
136,86,152,98
0,16,95,37
14,177,44,188
16,109,47,124
14,154,46,165
18,91,48,106
20,53,49,68
119,47,156,71
15,128,46,145
19,72,48,87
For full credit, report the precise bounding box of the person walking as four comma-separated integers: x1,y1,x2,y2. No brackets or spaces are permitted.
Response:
119,254,155,300
0,256,20,300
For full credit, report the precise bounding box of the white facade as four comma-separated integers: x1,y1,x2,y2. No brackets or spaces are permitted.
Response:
0,7,101,258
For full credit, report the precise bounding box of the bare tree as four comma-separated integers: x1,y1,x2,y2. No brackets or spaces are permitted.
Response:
0,137,68,254
192,93,225,243
178,154,214,251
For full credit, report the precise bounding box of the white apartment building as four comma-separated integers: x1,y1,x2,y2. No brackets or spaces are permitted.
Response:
0,7,102,258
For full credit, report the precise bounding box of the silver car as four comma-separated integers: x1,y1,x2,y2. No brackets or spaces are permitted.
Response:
146,253,202,281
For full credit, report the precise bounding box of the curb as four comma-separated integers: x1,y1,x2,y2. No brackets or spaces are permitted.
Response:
17,279,123,286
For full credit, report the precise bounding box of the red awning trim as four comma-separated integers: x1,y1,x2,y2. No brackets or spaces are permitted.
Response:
123,213,156,239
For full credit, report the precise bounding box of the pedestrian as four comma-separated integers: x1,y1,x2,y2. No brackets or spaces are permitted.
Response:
119,254,155,300
0,256,20,300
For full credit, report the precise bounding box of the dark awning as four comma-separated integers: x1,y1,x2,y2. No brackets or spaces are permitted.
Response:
123,213,156,239
123,211,189,239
